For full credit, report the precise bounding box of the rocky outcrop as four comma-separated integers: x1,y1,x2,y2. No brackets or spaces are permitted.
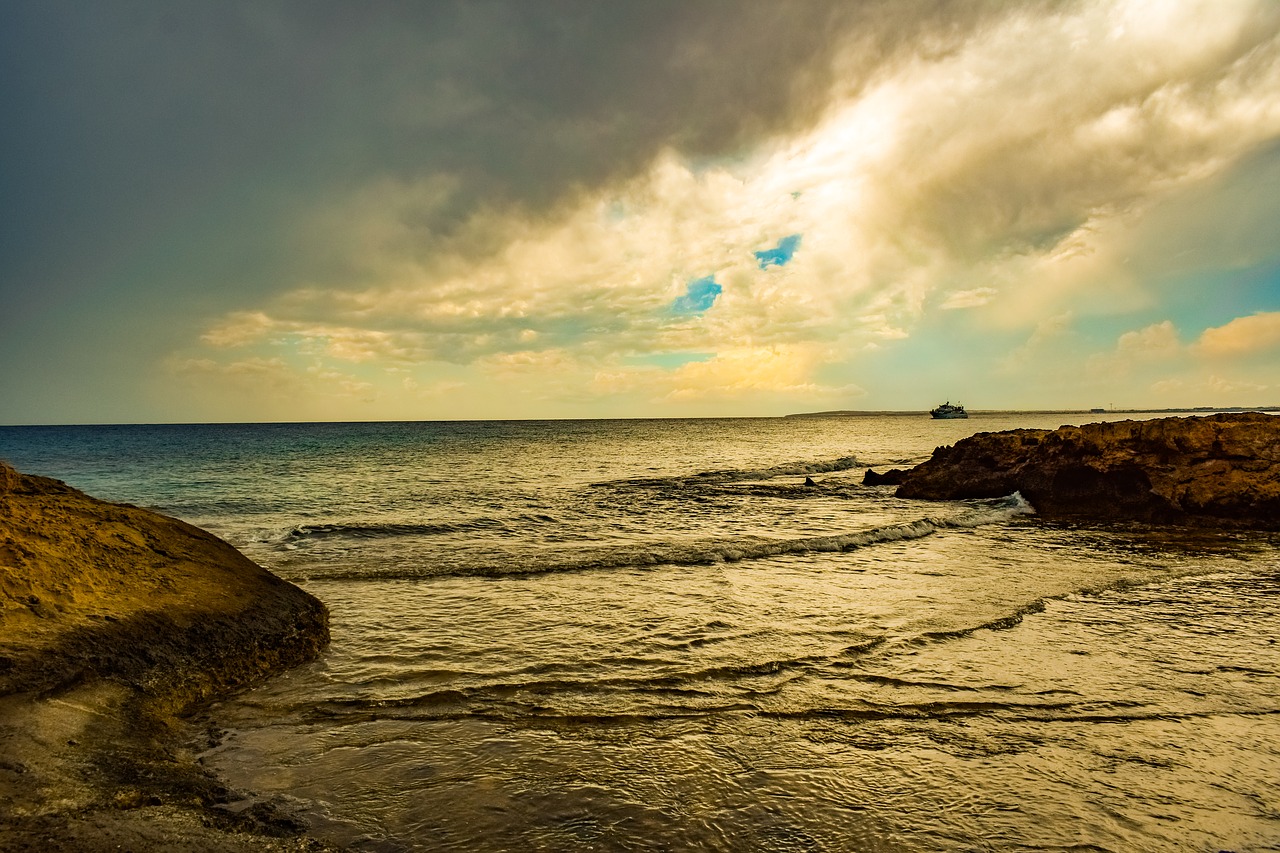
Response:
862,468,908,486
0,461,328,700
893,413,1280,528
0,461,332,850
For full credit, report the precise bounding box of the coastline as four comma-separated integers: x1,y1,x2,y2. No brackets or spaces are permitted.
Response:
885,413,1280,528
787,406,1280,418
0,461,334,850
3,418,1277,849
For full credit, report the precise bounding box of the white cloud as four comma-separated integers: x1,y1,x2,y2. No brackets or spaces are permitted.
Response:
1151,373,1269,401
1116,320,1182,361
940,288,998,310
1207,374,1269,394
1084,319,1184,381
1195,311,1280,357
662,346,861,402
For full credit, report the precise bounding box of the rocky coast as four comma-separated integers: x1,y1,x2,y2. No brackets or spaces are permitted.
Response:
880,412,1280,528
0,461,332,851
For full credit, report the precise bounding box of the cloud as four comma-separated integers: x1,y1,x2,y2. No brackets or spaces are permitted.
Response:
201,311,277,348
169,356,300,394
940,288,998,310
478,348,579,377
1152,373,1269,399
663,346,854,401
168,0,1280,416
1195,311,1280,357
1207,374,1269,394
589,345,862,404
169,356,376,402
1116,321,1182,361
1084,319,1184,380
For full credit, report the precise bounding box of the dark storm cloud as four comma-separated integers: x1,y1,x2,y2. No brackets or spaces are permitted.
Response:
0,0,1072,421
0,0,1048,291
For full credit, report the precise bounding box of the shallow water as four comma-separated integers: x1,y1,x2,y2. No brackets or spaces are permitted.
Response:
2,414,1277,851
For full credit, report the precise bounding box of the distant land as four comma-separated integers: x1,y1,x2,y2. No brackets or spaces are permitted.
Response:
786,406,1280,418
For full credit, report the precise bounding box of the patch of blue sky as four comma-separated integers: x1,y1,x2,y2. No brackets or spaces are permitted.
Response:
627,352,714,370
754,234,802,270
671,275,722,314
1162,257,1280,335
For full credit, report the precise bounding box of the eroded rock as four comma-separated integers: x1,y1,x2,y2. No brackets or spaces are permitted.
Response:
0,461,328,700
893,413,1280,528
0,461,332,850
862,468,908,486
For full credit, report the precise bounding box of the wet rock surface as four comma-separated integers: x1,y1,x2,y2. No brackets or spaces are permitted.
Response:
893,413,1280,528
0,461,333,851
861,467,908,486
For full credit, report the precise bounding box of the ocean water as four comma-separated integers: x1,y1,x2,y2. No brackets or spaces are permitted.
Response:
2,414,1278,852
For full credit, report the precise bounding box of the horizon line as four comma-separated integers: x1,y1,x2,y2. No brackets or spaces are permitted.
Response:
2,405,1278,429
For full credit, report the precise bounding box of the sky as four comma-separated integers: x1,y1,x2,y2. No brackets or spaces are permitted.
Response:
3,0,1280,424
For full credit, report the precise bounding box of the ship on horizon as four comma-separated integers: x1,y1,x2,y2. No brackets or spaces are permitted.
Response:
931,401,968,419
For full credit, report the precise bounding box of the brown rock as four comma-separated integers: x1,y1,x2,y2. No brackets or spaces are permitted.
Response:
0,460,328,700
862,468,909,486
893,413,1280,528
0,461,333,850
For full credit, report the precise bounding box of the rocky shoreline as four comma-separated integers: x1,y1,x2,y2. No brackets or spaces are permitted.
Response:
0,461,333,851
869,413,1280,528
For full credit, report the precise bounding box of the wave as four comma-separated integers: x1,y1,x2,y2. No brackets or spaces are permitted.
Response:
290,519,938,580
286,640,892,724
756,698,1085,723
840,673,1019,692
593,455,860,489
286,691,1127,730
252,455,886,549
286,697,1280,731
952,490,1035,524
915,599,1049,643
254,515,544,546
288,496,1032,582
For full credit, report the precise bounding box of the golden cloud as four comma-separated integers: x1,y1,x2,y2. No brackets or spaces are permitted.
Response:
1195,312,1280,357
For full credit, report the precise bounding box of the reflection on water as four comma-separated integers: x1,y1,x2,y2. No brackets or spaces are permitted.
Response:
204,528,1280,852
3,415,1277,851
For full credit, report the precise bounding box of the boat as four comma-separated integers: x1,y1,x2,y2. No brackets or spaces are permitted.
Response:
930,401,968,419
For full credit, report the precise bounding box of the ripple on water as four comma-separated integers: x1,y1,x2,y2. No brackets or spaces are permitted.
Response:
205,530,1280,852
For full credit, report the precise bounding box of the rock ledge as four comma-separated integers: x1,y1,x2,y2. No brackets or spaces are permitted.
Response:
891,413,1280,528
0,461,333,850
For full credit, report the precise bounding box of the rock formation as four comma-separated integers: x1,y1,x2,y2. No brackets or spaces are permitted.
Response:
892,413,1280,528
0,461,332,849
862,467,908,486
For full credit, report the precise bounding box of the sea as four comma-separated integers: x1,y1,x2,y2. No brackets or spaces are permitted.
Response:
2,413,1278,852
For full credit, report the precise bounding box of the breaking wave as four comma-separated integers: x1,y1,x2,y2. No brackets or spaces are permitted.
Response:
593,455,860,489
289,495,1033,581
254,515,542,546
